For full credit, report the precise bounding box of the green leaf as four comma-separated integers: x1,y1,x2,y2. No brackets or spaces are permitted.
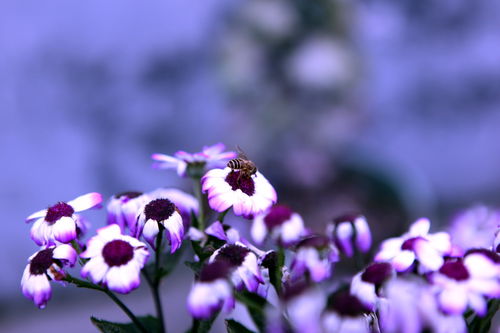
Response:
225,319,256,333
185,310,220,333
467,299,499,333
91,315,160,333
184,260,204,277
235,291,268,333
261,250,284,296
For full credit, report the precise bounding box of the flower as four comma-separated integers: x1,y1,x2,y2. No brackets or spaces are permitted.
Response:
430,250,500,316
80,224,149,294
146,187,198,229
251,204,308,246
152,143,236,177
202,167,277,217
374,218,452,272
282,282,326,333
205,220,241,244
322,290,371,333
107,191,148,234
26,192,103,246
327,214,371,257
135,198,184,252
21,244,77,308
350,262,394,310
448,205,500,254
187,261,234,319
380,277,467,333
209,242,264,292
290,235,339,283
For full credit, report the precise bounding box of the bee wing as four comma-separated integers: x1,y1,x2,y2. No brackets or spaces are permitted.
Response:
236,145,250,160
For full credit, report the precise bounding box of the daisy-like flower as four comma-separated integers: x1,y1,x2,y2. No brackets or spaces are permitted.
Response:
326,214,371,257
152,143,236,177
21,244,77,308
209,242,264,292
187,261,234,319
202,167,277,217
146,187,198,229
107,191,148,234
290,235,339,283
80,224,149,294
374,218,452,273
430,249,500,316
135,198,184,252
282,282,326,333
380,277,466,333
322,290,371,333
26,192,103,246
251,204,308,246
350,262,394,310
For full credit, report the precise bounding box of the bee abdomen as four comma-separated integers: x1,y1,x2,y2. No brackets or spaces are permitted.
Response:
227,159,243,169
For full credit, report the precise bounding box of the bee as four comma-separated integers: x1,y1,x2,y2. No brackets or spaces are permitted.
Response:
227,146,257,179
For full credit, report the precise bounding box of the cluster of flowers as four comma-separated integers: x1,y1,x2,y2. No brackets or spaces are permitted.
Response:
22,143,500,333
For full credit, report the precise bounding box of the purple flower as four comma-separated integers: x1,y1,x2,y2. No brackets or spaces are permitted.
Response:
21,244,77,308
327,214,372,257
448,205,500,254
204,221,241,244
430,250,500,316
290,235,339,283
187,261,234,319
350,262,394,310
146,187,198,230
135,198,184,252
107,191,148,234
251,205,308,246
374,218,452,272
80,224,149,294
322,290,371,333
209,242,264,292
26,193,103,246
202,167,277,217
152,143,236,177
282,282,326,333
380,277,466,333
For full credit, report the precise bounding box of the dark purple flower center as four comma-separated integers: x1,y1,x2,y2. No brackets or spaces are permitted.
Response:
297,235,329,249
225,171,255,196
199,261,230,282
144,198,175,222
30,249,54,275
401,237,425,251
264,205,293,229
327,290,371,317
439,260,469,281
102,240,134,267
115,191,143,199
282,281,309,301
496,243,500,253
215,244,250,267
361,262,393,285
465,248,500,263
333,214,358,225
45,202,74,223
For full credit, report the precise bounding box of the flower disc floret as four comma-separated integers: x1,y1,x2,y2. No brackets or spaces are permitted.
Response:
45,202,74,223
102,240,134,267
144,198,176,221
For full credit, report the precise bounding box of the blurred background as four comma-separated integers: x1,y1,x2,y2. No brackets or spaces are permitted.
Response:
2,0,500,331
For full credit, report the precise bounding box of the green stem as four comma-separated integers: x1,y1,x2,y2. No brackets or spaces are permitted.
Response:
64,275,148,333
152,232,166,333
192,178,205,230
216,208,230,223
70,240,87,266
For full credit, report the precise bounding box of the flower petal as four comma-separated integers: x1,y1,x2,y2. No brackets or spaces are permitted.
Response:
68,192,103,212
53,244,77,266
53,217,77,243
392,251,415,272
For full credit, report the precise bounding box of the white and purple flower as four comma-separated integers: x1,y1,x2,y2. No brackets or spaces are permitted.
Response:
80,224,149,294
146,187,198,230
152,143,236,177
430,249,500,316
322,290,371,333
26,192,103,246
282,282,326,333
290,235,339,283
107,191,148,234
350,262,394,310
209,242,264,292
202,167,277,217
135,198,184,252
374,218,452,273
21,244,77,308
251,204,308,247
187,261,234,319
327,214,371,257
